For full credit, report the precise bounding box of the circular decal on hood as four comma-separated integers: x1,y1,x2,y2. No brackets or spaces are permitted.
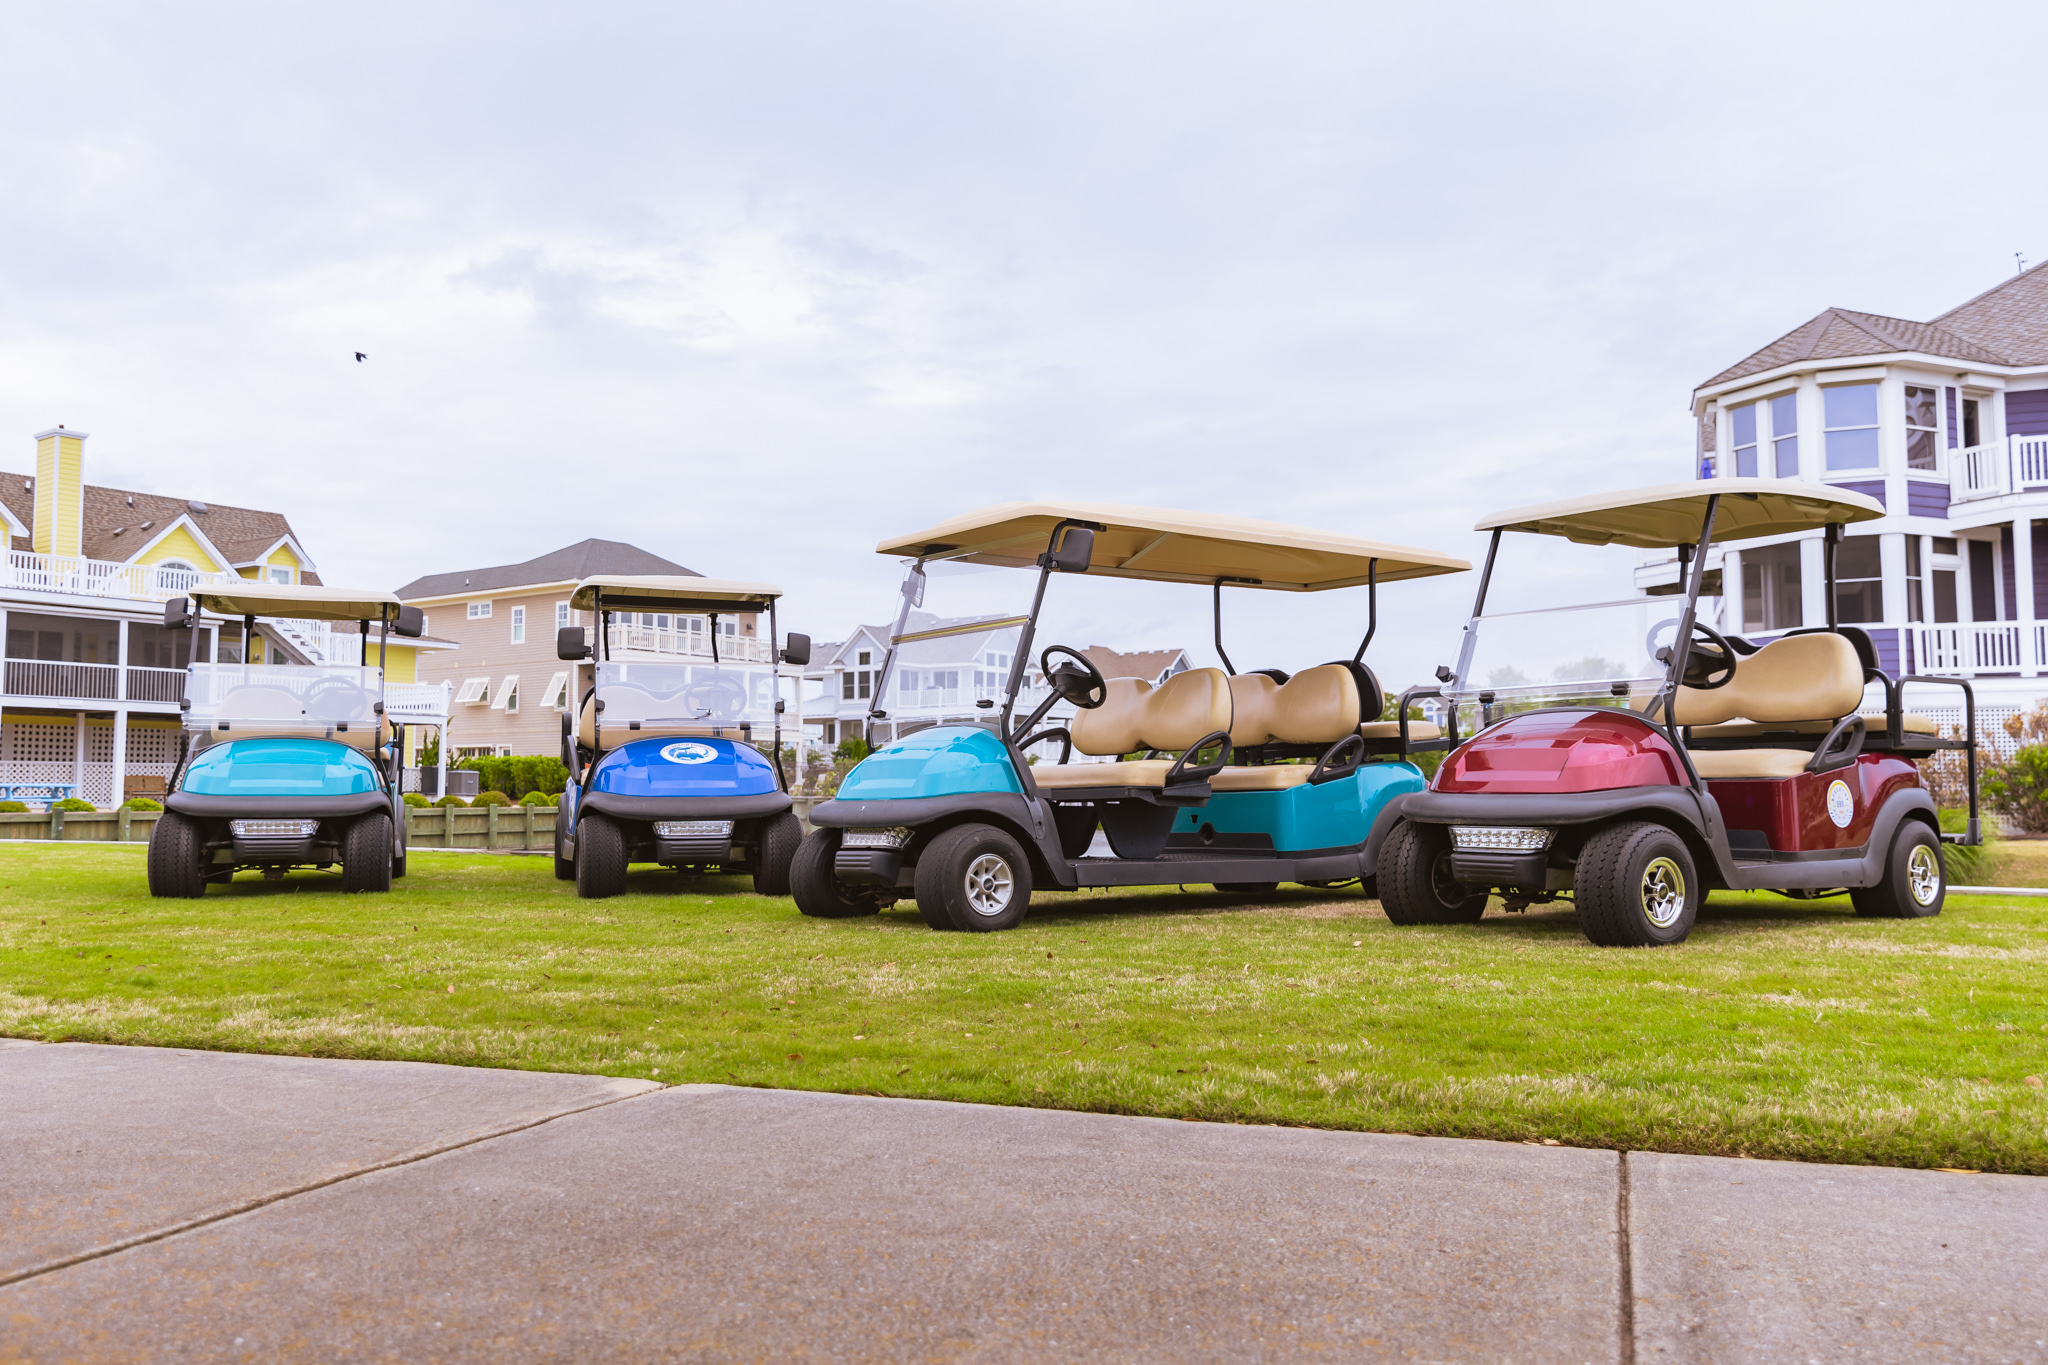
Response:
660,741,718,765
1826,778,1854,829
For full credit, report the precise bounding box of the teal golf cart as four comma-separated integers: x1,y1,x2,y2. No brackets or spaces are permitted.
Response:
554,576,811,898
794,502,1470,930
148,584,423,896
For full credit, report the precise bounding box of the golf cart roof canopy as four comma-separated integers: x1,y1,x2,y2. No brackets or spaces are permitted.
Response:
570,576,782,614
186,584,407,623
876,501,1470,590
1474,478,1885,549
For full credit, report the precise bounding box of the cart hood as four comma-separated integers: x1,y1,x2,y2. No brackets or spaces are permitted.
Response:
588,736,779,799
1434,710,1686,794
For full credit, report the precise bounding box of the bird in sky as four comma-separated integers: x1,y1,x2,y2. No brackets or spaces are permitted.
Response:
354,351,367,362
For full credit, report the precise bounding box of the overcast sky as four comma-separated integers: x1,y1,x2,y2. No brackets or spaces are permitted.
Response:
2,1,2043,686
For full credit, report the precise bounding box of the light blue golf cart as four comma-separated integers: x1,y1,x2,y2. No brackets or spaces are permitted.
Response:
794,502,1470,930
553,576,812,898
148,584,423,896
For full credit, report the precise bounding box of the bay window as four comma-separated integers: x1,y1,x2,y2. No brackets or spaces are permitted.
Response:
1770,393,1799,476
1732,402,1759,477
1905,538,1923,623
1824,383,1880,470
1832,535,1883,624
1904,386,1939,470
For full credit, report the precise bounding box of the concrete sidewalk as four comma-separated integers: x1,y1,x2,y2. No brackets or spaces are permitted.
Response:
1,1042,2042,1362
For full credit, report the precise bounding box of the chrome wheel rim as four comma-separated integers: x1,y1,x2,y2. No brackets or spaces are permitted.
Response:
1640,856,1687,929
963,852,1014,917
1907,843,1942,905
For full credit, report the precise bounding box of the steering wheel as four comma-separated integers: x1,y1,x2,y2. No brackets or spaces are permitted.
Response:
679,673,751,722
1039,645,1108,710
1647,619,1737,690
302,676,371,724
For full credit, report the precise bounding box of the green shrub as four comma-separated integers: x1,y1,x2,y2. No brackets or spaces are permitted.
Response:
0,800,28,813
433,794,468,808
1938,807,1999,884
833,737,872,763
402,792,431,808
1984,744,2048,834
472,790,513,806
455,755,569,800
519,790,553,806
51,797,96,812
119,797,164,811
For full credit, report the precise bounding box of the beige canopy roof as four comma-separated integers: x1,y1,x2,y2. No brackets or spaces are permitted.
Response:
570,576,781,612
189,584,406,622
875,501,1469,590
1475,478,1885,548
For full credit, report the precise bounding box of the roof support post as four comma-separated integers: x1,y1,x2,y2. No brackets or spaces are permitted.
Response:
1353,558,1378,663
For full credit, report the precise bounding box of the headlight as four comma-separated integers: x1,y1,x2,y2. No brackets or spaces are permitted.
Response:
655,820,733,838
1450,825,1555,853
229,819,319,837
841,827,912,850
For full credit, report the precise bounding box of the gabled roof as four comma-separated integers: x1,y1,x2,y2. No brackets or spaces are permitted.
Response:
0,471,322,582
1699,307,2008,391
1931,261,2048,366
817,613,1020,668
396,538,697,601
1080,645,1188,681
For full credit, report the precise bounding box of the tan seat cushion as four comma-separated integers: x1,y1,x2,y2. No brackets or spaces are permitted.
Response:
1691,748,1813,780
1359,720,1441,741
1691,713,1933,739
1213,765,1315,791
1070,669,1232,756
1227,665,1362,747
1033,760,1179,789
1672,633,1864,728
579,692,752,751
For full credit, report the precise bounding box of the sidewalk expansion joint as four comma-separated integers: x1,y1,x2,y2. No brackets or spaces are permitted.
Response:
1617,1149,1636,1365
0,1082,666,1291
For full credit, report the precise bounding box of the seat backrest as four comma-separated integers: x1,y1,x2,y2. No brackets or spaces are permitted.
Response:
1672,631,1863,727
579,684,732,750
217,686,304,721
1070,668,1232,756
1227,663,1364,746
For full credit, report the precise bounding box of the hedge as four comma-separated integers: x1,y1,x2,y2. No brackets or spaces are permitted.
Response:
454,755,569,801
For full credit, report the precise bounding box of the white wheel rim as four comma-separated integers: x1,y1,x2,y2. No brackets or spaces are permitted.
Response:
963,852,1014,917
1908,843,1941,905
1641,855,1686,929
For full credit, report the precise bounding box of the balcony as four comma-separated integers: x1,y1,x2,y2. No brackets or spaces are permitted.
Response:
2,659,189,705
2,550,244,603
604,623,775,663
1951,434,2048,504
1912,623,2048,677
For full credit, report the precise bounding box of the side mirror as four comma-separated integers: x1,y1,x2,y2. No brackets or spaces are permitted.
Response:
557,626,590,661
1047,525,1094,574
163,596,194,630
393,606,424,639
780,632,812,666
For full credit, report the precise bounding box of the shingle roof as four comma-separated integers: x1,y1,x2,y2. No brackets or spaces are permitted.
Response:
1931,261,2048,366
395,538,697,601
1698,307,2009,390
1080,645,1188,681
0,471,321,583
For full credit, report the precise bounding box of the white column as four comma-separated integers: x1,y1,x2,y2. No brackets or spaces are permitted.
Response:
111,708,128,806
2017,517,2038,676
1956,535,1976,624
1722,546,1746,635
1799,535,1827,630
73,710,86,804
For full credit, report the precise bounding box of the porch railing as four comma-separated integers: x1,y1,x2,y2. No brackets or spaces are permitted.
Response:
1952,433,2048,503
604,625,775,662
2,551,244,602
1914,623,2034,675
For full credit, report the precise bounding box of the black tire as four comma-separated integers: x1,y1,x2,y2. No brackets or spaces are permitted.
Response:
1376,820,1487,925
575,812,628,899
1852,822,1945,919
554,798,575,881
1575,820,1698,946
391,808,408,879
147,811,208,899
913,823,1033,932
342,812,394,893
791,829,881,918
752,811,803,897
1213,882,1280,895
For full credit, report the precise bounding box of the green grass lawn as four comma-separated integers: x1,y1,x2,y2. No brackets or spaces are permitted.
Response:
3,843,2046,1173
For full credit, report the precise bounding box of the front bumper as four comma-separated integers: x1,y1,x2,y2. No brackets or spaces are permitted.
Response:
834,848,904,887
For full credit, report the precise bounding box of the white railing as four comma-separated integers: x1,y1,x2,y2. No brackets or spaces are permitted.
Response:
125,665,187,703
385,680,453,725
604,624,775,662
2,660,191,704
2017,433,2048,487
2,551,244,602
1914,623,2031,675
1953,442,2008,501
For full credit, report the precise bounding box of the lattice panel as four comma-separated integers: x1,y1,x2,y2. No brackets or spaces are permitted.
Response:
0,719,186,806
1,719,84,797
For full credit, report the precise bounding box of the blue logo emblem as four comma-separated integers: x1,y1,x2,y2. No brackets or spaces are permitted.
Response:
661,741,718,765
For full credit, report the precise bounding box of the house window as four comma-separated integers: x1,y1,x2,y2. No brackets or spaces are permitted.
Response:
857,651,871,665
1823,384,1880,470
492,675,520,711
1905,538,1923,623
1833,536,1883,624
842,671,855,701
1962,399,1982,448
541,671,570,709
1741,542,1803,633
1770,393,1799,476
1731,403,1759,478
510,605,525,644
858,669,871,700
556,602,570,630
467,601,492,619
455,677,490,705
269,566,291,584
1904,386,1939,471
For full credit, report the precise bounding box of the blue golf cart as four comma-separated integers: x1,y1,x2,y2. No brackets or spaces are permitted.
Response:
148,585,423,896
793,502,1470,930
553,576,812,898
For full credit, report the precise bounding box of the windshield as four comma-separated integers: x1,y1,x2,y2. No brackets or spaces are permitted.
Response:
595,659,777,729
183,664,385,731
1450,596,1724,713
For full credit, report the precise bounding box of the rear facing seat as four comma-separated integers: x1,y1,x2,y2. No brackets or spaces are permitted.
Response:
209,685,390,751
1031,669,1234,790
1673,633,1867,779
578,687,751,751
1213,663,1371,791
